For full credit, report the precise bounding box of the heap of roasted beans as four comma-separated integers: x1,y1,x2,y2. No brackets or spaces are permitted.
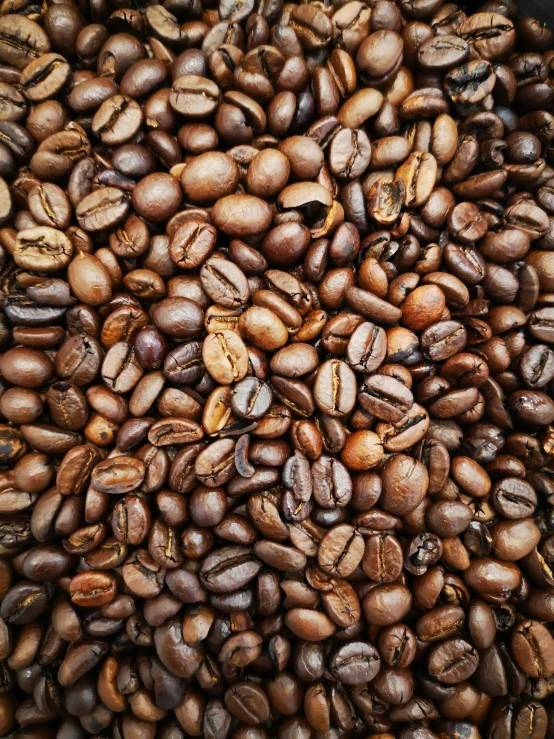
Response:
3,0,554,736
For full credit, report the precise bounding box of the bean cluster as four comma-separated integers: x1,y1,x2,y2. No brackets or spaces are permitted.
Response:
1,0,554,738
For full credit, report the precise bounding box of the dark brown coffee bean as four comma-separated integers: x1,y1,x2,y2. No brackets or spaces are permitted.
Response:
459,12,516,60
329,641,380,684
313,359,357,417
318,524,364,578
231,377,273,420
312,455,351,509
170,75,220,117
356,30,403,84
169,220,217,270
200,546,262,593
76,188,129,233
359,374,414,422
511,620,554,678
1,581,49,624
428,638,479,684
346,321,387,373
212,194,273,238
418,35,469,70
0,16,51,70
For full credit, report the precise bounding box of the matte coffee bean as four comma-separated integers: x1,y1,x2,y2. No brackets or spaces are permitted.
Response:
212,194,273,238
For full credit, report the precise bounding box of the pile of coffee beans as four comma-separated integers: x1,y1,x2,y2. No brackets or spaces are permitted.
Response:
3,0,554,737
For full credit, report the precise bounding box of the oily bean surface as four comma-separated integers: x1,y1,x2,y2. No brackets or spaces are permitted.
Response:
0,2,554,738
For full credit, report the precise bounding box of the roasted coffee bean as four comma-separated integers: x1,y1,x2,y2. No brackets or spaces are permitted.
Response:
346,322,387,373
313,359,357,417
459,12,516,60
317,524,364,578
0,16,51,70
418,35,470,70
362,532,403,583
510,620,554,678
328,641,380,684
0,582,49,624
203,330,249,386
427,638,479,686
91,456,145,494
14,226,73,272
76,188,129,233
69,571,117,608
170,75,220,117
200,546,262,593
359,374,414,422
312,455,351,509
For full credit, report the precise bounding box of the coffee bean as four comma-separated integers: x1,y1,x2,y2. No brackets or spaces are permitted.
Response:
328,127,371,180
397,151,438,207
21,55,68,107
317,524,364,577
511,620,554,678
170,75,220,117
363,584,412,627
285,608,336,641
313,359,357,417
359,374,414,422
203,330,249,385
200,546,262,593
356,30,403,83
27,183,71,230
459,12,516,60
0,346,54,389
69,571,117,607
231,377,273,420
0,16,51,70
14,226,73,272
428,638,479,684
289,4,332,50
418,35,470,70
224,681,270,724
169,220,217,269
0,581,49,624
329,642,380,685
238,306,288,350
200,257,249,308
212,194,273,238
148,418,203,446
76,187,129,232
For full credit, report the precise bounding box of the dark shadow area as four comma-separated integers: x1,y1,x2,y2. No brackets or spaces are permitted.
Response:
463,0,554,24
